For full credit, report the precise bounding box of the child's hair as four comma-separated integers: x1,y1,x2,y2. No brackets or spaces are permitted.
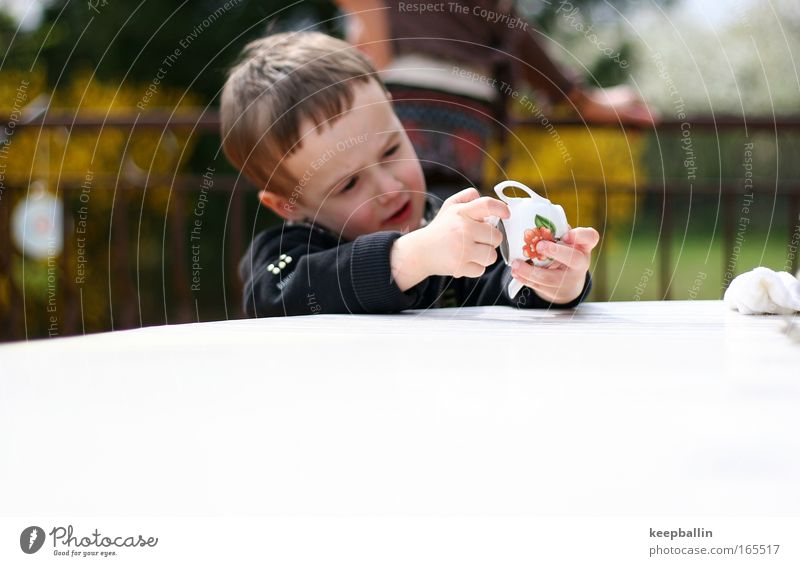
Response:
220,31,385,196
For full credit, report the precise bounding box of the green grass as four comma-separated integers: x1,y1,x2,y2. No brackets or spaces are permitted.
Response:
589,229,794,302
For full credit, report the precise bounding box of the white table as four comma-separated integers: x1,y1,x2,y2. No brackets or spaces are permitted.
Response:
2,301,799,563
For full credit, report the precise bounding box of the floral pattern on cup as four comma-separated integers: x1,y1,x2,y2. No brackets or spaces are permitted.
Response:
522,215,558,262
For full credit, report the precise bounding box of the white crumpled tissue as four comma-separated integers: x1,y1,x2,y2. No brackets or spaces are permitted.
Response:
723,266,800,314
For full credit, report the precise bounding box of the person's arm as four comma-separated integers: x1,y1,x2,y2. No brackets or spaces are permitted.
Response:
334,0,393,70
507,25,579,103
239,226,431,317
565,84,656,126
241,188,516,317
505,9,655,125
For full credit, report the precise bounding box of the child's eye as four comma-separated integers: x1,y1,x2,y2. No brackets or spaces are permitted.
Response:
383,144,399,157
340,176,358,193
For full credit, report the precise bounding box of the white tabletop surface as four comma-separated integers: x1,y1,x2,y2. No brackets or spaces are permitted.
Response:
1,300,799,518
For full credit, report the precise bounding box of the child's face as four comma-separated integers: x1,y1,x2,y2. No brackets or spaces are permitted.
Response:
261,80,427,241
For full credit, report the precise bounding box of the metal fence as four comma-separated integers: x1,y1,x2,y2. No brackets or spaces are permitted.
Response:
1,111,799,341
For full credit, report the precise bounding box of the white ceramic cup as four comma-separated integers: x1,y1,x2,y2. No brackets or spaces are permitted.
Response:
485,180,570,299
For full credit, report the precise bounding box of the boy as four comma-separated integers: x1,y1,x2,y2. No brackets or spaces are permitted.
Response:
220,32,598,317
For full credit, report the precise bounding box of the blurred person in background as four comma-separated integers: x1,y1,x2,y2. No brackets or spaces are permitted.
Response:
336,0,654,200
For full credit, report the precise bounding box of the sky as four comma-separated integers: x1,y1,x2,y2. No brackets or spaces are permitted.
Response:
0,0,45,31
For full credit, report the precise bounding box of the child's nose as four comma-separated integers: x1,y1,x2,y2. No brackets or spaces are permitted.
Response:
374,171,403,203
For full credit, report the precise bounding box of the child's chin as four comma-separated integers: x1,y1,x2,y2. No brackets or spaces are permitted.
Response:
397,221,418,235
397,210,423,233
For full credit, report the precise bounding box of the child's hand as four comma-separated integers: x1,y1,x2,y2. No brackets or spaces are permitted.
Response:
421,187,509,278
510,227,600,304
390,188,508,291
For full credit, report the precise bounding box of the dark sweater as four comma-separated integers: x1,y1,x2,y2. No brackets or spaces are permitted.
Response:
239,195,592,317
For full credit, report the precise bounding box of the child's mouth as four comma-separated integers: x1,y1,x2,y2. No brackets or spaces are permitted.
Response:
384,200,412,225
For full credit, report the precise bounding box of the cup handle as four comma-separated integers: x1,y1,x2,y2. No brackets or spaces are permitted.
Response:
493,180,543,203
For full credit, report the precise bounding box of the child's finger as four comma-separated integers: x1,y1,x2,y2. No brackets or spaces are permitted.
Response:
511,261,567,288
562,227,600,249
535,240,589,271
457,261,489,278
473,221,504,248
468,242,498,267
460,196,510,221
441,187,480,209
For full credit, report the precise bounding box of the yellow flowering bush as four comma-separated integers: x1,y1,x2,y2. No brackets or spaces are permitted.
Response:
1,67,199,335
484,124,645,234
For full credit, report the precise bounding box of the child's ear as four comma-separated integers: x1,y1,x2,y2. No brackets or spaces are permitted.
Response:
258,190,304,221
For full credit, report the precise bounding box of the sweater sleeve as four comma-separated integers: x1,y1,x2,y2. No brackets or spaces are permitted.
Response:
239,227,431,317
455,258,593,309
